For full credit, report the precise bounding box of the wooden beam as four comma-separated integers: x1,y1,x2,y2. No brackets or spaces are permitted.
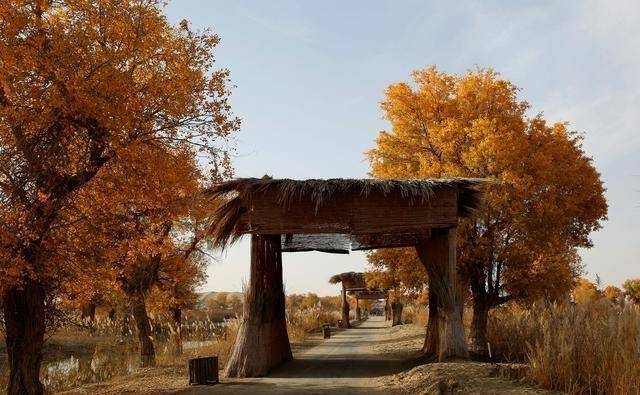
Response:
352,290,389,300
245,187,458,234
280,231,434,253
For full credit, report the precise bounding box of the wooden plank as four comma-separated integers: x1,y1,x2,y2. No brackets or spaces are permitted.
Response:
281,234,351,253
349,231,432,250
281,232,437,253
353,290,388,300
246,187,458,235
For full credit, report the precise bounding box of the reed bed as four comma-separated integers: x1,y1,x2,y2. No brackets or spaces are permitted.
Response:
487,301,640,394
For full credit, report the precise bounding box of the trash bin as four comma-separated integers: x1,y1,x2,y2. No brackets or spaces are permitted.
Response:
189,356,218,385
322,324,331,339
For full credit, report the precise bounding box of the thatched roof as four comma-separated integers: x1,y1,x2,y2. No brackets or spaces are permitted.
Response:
329,272,366,289
205,177,488,249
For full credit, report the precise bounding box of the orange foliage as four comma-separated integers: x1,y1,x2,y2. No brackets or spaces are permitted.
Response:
0,0,239,389
367,66,607,347
572,278,601,304
622,279,640,304
0,0,238,296
367,66,607,305
602,285,623,305
366,248,427,303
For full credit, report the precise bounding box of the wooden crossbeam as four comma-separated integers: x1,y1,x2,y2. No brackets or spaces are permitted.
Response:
245,188,458,235
280,232,433,253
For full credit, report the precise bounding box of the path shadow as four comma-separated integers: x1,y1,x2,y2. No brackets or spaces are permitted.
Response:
268,357,409,379
180,381,384,394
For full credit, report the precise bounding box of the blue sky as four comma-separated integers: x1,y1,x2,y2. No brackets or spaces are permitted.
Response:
166,0,639,296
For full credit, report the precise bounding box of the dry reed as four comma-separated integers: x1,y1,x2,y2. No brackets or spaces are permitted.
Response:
487,301,640,394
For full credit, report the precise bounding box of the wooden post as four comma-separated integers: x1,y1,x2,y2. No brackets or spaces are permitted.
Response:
355,298,361,321
224,234,293,377
340,285,350,328
415,227,468,361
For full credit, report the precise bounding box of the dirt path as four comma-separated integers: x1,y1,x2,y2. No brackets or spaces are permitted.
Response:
180,316,406,394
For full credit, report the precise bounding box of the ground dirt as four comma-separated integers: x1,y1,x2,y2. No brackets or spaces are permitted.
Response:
376,323,563,395
60,317,563,394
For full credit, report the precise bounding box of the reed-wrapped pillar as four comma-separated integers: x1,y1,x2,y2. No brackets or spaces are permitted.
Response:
225,234,292,377
415,227,468,361
340,285,350,328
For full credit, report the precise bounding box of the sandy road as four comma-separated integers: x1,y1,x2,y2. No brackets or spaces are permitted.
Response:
180,316,406,394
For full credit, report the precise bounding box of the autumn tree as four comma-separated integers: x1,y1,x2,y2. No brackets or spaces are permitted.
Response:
603,285,624,306
572,278,601,304
216,292,229,309
228,293,243,314
64,122,217,366
622,279,640,304
300,293,321,310
367,66,607,356
0,1,238,392
158,209,212,356
366,248,427,326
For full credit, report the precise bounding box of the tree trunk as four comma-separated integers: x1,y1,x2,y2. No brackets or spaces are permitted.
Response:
108,308,116,321
391,302,404,326
131,291,155,367
469,295,490,356
384,299,391,321
171,307,183,356
3,280,46,395
121,308,132,338
416,228,469,361
225,234,292,377
423,286,439,355
340,286,350,328
355,299,361,321
80,303,96,322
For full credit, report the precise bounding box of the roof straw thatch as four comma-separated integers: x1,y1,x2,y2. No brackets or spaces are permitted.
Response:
329,272,366,289
205,177,488,249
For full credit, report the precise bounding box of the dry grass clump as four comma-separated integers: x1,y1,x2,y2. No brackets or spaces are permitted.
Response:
284,293,342,341
486,304,542,362
487,301,640,394
402,304,428,325
528,302,640,394
286,305,340,342
206,318,240,366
